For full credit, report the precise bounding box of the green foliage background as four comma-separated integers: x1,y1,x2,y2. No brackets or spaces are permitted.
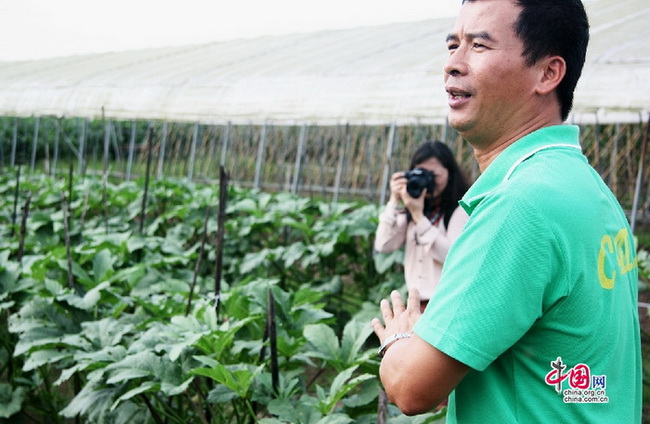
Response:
0,171,446,423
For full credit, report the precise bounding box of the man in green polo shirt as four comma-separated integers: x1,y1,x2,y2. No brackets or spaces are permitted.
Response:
371,0,641,422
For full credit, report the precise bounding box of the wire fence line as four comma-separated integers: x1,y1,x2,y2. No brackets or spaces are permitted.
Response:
1,115,648,221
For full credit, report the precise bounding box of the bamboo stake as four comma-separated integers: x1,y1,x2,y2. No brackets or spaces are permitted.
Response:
11,165,21,237
191,380,214,423
183,391,210,424
252,320,270,417
186,205,212,316
377,389,389,424
16,195,31,265
258,321,269,365
102,109,110,176
213,166,229,320
139,126,154,235
267,288,279,394
61,194,74,289
139,394,164,424
68,163,74,213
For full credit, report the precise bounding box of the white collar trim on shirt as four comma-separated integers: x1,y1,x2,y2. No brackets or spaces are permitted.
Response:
502,143,582,182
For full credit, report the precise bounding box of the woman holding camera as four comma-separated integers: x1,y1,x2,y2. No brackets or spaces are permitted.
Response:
374,140,470,312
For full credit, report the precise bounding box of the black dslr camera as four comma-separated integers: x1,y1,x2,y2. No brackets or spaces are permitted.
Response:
404,168,436,198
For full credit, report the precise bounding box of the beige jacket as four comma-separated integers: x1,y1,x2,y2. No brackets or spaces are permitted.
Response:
374,203,469,300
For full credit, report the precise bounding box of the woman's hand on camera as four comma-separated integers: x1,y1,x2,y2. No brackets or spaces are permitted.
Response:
388,172,426,224
402,188,426,224
388,172,407,205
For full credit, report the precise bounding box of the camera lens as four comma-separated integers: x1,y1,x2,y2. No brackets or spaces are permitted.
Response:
407,178,424,198
405,168,435,198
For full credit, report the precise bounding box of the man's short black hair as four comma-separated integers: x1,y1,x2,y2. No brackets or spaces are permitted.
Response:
462,0,590,121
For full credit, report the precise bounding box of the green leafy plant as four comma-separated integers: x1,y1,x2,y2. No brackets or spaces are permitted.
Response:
0,170,433,423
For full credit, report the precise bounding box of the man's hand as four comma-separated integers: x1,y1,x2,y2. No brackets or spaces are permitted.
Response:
371,287,470,415
371,288,422,354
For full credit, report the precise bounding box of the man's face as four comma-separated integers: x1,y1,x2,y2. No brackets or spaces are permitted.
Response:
444,0,539,145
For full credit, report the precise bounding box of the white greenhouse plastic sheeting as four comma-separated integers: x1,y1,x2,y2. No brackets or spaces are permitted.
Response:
0,0,647,125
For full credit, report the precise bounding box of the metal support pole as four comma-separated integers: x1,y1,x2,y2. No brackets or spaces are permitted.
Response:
631,115,649,233
188,122,199,181
204,124,217,175
78,118,86,175
30,116,40,173
220,122,231,168
365,127,375,201
278,130,289,191
254,122,268,189
103,119,111,176
291,123,307,195
316,133,326,198
126,121,136,181
333,123,351,203
52,118,60,177
110,121,121,163
157,122,168,180
379,122,397,205
608,123,619,195
10,117,17,167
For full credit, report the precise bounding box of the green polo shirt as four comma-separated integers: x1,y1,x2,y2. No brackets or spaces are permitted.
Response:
414,125,641,423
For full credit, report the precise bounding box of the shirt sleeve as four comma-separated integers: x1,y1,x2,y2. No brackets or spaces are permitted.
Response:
374,203,408,252
414,191,565,371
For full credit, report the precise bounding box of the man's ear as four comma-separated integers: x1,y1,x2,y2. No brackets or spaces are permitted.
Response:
536,56,566,95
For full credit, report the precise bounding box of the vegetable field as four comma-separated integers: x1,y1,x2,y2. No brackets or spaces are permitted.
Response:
0,168,447,423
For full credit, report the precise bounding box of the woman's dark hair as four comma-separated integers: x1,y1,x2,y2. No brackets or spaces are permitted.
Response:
408,140,469,229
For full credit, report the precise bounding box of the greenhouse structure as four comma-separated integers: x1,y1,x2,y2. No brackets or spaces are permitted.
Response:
1,0,650,423
0,0,648,221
